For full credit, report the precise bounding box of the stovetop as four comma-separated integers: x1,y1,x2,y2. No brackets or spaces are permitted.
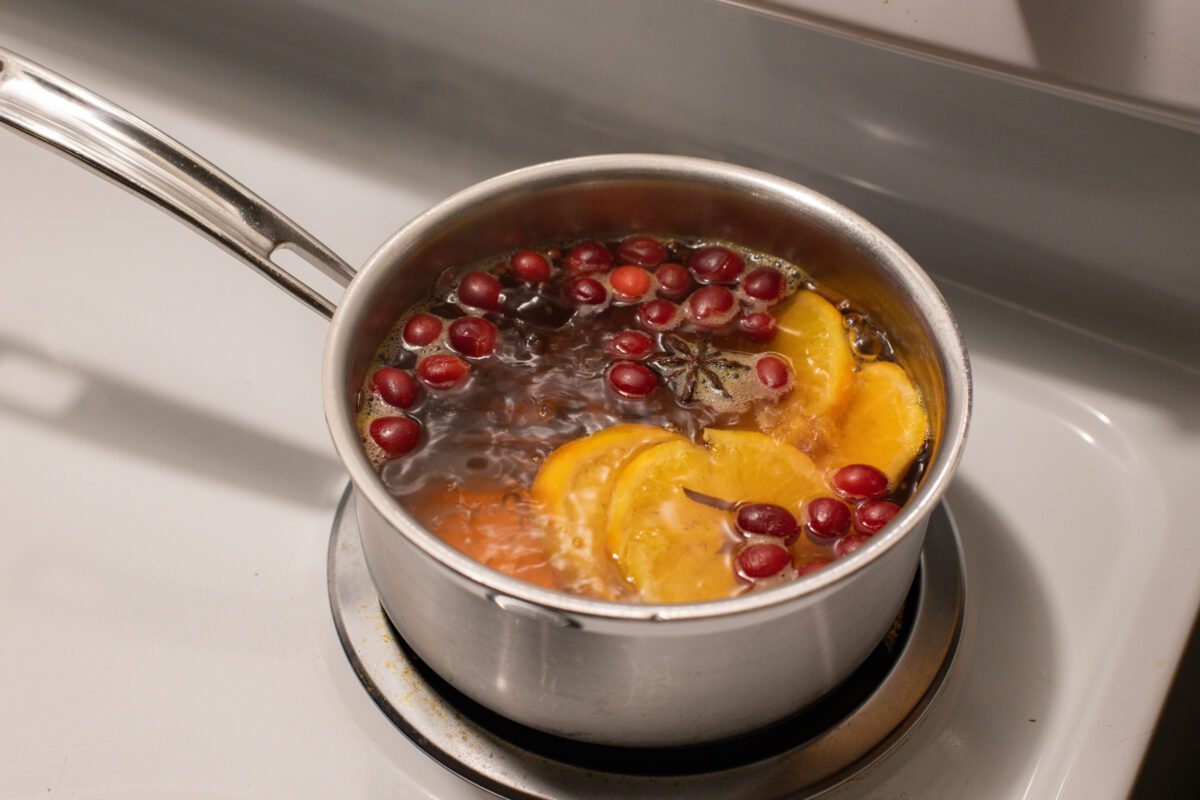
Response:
1,4,1198,798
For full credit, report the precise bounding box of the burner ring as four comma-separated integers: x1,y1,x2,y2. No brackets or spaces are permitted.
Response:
328,487,964,798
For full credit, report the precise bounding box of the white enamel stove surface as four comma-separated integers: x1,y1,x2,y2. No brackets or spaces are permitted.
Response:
1,27,1198,800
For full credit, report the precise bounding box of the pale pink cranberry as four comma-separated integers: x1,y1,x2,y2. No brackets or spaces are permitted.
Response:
832,464,890,501
369,416,421,457
371,368,420,409
796,559,832,577
736,543,792,579
853,499,901,534
835,534,873,558
739,312,776,342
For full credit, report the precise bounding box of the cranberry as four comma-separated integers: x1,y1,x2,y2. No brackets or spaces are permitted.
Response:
690,245,744,283
686,285,737,328
735,503,800,544
568,276,608,306
742,267,784,302
457,272,503,311
739,312,777,342
832,464,890,501
610,265,653,300
510,249,551,283
835,533,873,558
369,416,421,457
637,299,681,331
616,235,668,267
736,543,792,579
796,559,832,577
755,355,791,389
804,496,851,540
655,263,692,299
416,354,470,390
607,361,658,398
448,317,498,358
604,330,655,360
371,368,420,409
563,241,613,275
854,499,901,534
402,313,443,347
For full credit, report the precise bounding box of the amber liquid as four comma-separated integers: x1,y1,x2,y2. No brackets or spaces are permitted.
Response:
357,237,924,599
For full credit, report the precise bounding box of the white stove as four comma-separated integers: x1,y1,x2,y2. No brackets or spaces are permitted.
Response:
2,3,1198,798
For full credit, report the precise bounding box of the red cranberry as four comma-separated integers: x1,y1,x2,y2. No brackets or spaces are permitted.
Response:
448,317,498,358
563,241,613,275
568,276,608,306
637,299,681,331
371,368,420,409
457,272,503,311
690,245,744,283
610,265,653,300
686,285,737,327
755,355,791,389
835,533,873,558
739,312,777,342
736,543,792,579
854,499,901,534
804,496,851,540
369,416,421,457
604,330,655,360
416,354,470,390
510,249,551,283
742,267,784,302
735,503,800,544
796,559,832,577
607,361,658,398
655,263,692,299
616,236,668,267
403,313,443,347
832,464,890,501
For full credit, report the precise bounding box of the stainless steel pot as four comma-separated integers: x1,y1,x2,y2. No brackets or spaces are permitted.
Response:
1,48,970,747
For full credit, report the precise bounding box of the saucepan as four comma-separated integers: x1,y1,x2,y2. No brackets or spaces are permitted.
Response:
0,47,970,746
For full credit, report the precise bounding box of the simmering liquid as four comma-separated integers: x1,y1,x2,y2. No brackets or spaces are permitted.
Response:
356,236,929,603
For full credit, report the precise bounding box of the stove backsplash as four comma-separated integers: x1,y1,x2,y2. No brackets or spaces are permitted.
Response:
5,0,1198,369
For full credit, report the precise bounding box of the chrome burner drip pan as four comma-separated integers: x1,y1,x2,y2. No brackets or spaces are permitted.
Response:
328,488,964,799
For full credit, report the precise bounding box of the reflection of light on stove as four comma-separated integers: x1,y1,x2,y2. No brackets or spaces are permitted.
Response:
839,174,902,201
0,351,86,416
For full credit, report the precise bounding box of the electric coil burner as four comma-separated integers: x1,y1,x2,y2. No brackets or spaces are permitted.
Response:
328,487,965,799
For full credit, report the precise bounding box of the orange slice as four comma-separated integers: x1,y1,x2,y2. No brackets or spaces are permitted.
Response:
827,361,928,484
531,423,683,598
606,429,826,603
755,291,855,446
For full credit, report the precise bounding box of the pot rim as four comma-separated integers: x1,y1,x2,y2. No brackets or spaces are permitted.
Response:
323,154,971,623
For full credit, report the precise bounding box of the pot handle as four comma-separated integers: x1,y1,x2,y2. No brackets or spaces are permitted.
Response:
0,47,354,318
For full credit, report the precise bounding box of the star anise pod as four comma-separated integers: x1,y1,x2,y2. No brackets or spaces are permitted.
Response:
649,334,748,402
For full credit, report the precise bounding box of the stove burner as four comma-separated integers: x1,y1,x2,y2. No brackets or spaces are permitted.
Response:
327,488,964,799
